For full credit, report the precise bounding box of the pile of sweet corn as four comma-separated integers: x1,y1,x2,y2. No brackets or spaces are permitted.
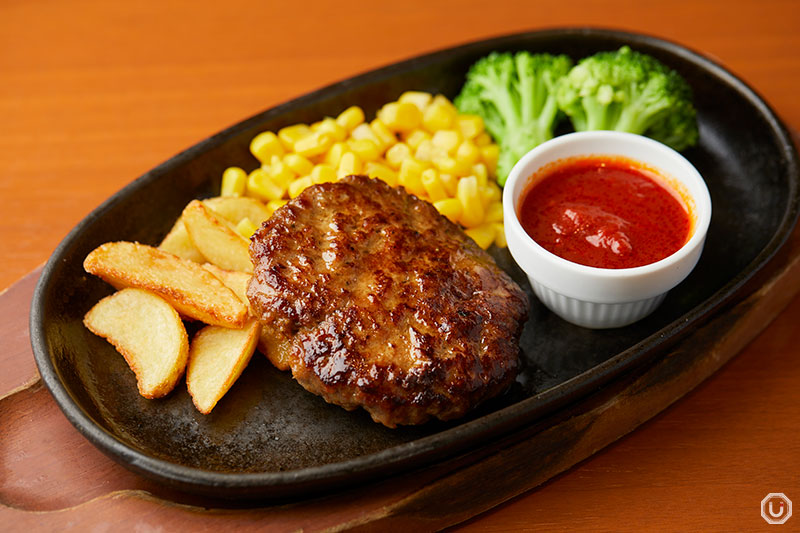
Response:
220,91,505,249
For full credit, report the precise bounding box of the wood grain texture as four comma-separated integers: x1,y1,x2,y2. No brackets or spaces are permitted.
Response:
2,0,799,292
2,0,800,530
0,270,39,395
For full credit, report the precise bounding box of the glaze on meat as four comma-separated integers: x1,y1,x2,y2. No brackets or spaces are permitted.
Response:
247,175,528,427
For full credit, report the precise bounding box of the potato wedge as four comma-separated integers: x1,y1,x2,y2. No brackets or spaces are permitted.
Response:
200,263,283,363
83,288,189,399
203,196,271,227
198,263,285,365
199,264,292,368
182,200,254,273
186,319,260,414
159,218,206,263
84,241,248,328
201,263,251,308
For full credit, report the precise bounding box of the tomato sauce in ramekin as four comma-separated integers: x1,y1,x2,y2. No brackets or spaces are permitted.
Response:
518,155,691,269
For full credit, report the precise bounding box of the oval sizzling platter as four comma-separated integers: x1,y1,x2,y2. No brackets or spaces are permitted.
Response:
30,28,800,499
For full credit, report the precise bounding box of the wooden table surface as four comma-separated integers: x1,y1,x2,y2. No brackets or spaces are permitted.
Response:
2,1,799,531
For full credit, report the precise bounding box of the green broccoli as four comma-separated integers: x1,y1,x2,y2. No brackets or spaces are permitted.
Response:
556,46,699,151
454,51,573,185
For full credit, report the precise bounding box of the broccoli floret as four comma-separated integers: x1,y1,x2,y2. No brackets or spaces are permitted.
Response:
455,51,573,185
556,46,699,151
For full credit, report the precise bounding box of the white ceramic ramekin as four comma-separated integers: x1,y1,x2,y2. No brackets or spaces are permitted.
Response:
503,131,712,329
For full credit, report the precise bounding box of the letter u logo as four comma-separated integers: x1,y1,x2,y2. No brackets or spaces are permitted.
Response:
769,500,785,518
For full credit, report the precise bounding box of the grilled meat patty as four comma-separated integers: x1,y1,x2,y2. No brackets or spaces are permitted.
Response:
247,175,528,427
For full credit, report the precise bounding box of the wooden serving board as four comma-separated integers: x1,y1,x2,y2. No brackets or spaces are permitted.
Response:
3,131,800,529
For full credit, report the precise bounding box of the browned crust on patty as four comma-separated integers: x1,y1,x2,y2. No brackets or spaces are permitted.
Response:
247,175,528,427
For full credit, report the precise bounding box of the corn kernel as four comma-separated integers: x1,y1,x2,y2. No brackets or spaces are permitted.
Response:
399,174,425,198
267,156,295,189
399,156,428,175
325,142,348,167
474,169,488,189
485,201,504,223
336,106,365,131
385,142,412,169
423,97,457,132
455,114,485,139
464,223,496,249
364,162,398,187
480,144,500,175
337,151,362,179
431,129,462,154
457,175,484,228
250,131,284,163
398,91,432,111
247,169,286,201
311,163,337,184
294,132,333,158
398,157,427,197
370,118,397,150
471,162,488,186
492,222,507,248
404,129,431,151
288,175,313,198
348,138,380,162
221,167,247,197
378,101,422,132
433,155,467,175
283,153,314,176
474,132,493,146
267,198,287,213
455,139,481,166
432,94,455,107
278,124,312,151
414,139,436,162
482,183,501,207
269,168,295,190
421,168,448,202
235,217,259,239
350,122,381,144
433,198,462,223
315,117,347,142
439,173,458,196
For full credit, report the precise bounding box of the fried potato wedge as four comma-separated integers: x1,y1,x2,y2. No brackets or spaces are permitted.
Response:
186,319,260,414
203,196,271,227
159,196,269,264
199,263,289,367
159,218,206,263
200,263,278,362
199,263,284,364
182,200,254,273
201,263,251,306
84,241,248,328
83,288,189,398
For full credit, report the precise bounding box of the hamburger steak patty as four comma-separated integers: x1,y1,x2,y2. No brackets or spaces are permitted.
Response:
247,175,528,427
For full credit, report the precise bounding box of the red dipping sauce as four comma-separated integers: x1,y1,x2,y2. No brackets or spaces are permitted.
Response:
518,155,692,269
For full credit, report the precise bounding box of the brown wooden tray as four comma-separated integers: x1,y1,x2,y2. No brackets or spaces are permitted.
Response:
4,189,800,529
